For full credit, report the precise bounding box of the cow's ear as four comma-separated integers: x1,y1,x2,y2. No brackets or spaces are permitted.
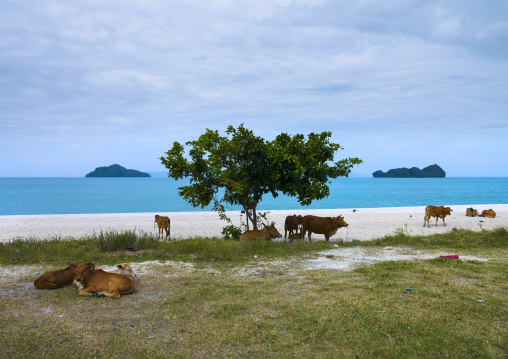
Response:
70,264,77,269
117,264,123,269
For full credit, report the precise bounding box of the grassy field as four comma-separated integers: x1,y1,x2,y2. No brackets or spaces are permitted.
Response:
0,228,507,358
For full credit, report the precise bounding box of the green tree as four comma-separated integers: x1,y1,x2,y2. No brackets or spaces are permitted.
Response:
160,124,362,230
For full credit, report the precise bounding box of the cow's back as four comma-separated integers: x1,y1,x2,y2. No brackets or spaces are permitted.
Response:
480,209,496,218
240,225,281,241
302,215,332,234
425,206,439,217
240,229,268,241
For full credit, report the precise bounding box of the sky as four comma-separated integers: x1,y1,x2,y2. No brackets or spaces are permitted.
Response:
1,0,507,177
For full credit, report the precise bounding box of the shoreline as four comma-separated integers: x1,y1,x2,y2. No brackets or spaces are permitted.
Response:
1,204,507,243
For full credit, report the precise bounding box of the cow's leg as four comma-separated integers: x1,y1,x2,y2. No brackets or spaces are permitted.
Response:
98,290,121,299
423,215,427,227
74,279,84,291
442,217,446,226
79,287,97,297
435,217,438,226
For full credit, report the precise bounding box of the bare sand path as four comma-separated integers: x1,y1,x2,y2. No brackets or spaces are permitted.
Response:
1,204,506,243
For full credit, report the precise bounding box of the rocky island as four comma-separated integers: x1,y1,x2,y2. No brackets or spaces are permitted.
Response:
372,164,445,178
85,164,151,177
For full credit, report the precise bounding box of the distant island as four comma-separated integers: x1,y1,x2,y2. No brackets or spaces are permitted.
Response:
85,164,151,177
372,164,446,178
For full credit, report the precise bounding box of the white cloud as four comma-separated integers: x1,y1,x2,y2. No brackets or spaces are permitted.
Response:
0,0,507,176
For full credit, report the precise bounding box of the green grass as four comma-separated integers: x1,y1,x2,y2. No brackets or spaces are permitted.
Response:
2,226,506,266
0,228,507,358
0,230,333,266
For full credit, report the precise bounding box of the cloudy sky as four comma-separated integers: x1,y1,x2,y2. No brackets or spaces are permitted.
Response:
1,0,507,177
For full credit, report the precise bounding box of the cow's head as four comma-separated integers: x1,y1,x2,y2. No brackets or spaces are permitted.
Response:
75,261,95,281
265,222,282,239
445,207,453,215
117,264,137,278
335,215,348,228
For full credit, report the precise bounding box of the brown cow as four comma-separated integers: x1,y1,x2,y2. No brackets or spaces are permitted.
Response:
239,222,282,241
288,232,303,241
34,261,95,289
480,209,496,218
423,206,453,227
75,263,135,299
301,215,348,242
466,208,478,217
284,215,299,239
75,263,137,291
155,214,170,240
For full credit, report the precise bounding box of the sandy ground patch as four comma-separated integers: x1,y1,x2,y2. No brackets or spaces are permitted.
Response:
1,247,498,290
1,204,507,243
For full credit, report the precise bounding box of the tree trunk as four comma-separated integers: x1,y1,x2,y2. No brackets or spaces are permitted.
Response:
252,207,258,230
242,205,258,230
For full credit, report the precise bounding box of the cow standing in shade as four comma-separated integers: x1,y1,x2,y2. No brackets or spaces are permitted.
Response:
284,215,299,240
301,215,348,242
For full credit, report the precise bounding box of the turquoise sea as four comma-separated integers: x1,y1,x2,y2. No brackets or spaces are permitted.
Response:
0,177,507,216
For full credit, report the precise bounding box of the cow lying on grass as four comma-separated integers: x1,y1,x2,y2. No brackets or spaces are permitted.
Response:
301,215,348,242
424,205,453,227
239,222,282,241
75,263,135,299
34,262,95,289
74,263,137,290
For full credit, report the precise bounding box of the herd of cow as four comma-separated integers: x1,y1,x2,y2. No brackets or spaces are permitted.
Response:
154,205,497,242
238,215,350,242
34,262,137,299
423,205,496,227
33,206,496,299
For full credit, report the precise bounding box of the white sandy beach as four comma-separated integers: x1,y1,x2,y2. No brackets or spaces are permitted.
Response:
1,204,507,243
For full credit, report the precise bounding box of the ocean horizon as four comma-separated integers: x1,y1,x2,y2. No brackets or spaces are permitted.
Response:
1,177,507,216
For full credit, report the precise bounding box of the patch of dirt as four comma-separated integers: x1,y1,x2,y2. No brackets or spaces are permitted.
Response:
0,247,494,285
302,246,490,271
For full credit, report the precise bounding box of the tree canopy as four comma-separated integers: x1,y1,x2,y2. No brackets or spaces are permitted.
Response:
160,124,362,230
